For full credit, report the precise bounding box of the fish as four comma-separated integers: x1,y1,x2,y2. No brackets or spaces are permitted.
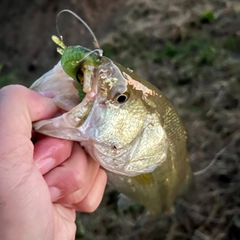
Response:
30,10,193,217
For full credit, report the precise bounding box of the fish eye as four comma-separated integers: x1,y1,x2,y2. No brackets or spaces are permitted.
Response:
115,93,129,104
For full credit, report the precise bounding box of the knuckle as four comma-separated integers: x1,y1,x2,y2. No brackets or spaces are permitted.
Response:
64,168,85,191
82,197,98,213
0,85,30,106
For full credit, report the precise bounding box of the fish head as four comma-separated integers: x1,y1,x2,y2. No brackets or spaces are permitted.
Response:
32,57,168,176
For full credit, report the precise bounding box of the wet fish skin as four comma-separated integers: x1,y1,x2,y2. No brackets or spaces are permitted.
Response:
105,62,192,216
30,56,192,217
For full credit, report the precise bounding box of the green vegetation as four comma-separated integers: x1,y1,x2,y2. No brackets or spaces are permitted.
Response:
152,34,224,66
224,37,240,51
75,218,85,238
0,64,18,88
200,10,217,23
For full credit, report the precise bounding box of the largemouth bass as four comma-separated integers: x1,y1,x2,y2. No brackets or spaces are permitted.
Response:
30,11,192,217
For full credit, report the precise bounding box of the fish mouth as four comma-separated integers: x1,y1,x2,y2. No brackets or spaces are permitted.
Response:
32,63,99,141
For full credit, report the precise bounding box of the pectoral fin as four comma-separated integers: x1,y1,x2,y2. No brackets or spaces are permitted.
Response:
133,173,154,185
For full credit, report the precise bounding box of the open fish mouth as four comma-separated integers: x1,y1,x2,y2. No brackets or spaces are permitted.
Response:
30,61,99,140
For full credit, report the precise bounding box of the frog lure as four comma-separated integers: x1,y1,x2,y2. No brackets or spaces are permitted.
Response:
30,9,193,217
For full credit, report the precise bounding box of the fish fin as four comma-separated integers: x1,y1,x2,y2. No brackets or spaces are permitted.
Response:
117,194,136,211
132,173,153,185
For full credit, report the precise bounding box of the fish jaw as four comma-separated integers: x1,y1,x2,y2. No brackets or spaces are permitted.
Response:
33,95,94,141
33,114,82,141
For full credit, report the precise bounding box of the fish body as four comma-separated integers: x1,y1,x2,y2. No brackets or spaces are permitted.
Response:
98,59,192,216
30,34,192,217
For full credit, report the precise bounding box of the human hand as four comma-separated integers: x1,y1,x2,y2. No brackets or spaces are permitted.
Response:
0,85,107,240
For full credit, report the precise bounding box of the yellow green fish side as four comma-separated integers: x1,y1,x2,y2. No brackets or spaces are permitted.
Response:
106,63,192,217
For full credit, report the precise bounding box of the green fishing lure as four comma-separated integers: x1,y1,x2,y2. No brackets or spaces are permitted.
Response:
52,35,102,100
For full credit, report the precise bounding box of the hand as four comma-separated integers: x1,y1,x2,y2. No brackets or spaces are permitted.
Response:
0,85,107,240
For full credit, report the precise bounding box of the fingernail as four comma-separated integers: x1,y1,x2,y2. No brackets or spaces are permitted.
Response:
36,157,55,174
49,187,62,201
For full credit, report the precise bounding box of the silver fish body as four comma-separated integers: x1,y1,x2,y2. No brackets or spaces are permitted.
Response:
31,56,192,216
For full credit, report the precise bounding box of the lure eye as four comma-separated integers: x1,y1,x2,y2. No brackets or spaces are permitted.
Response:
76,67,84,84
115,93,129,104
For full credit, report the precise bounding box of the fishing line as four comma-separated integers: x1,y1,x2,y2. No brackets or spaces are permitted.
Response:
79,49,103,66
56,9,101,49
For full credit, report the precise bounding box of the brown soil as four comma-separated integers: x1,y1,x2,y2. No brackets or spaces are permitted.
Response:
1,0,240,239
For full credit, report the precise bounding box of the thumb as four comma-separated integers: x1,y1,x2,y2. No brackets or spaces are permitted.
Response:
0,84,58,183
0,85,58,239
0,84,58,138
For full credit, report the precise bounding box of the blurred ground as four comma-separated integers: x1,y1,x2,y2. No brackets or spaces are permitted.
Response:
1,0,240,239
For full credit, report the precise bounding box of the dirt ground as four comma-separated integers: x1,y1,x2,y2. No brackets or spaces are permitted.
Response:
1,0,240,239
